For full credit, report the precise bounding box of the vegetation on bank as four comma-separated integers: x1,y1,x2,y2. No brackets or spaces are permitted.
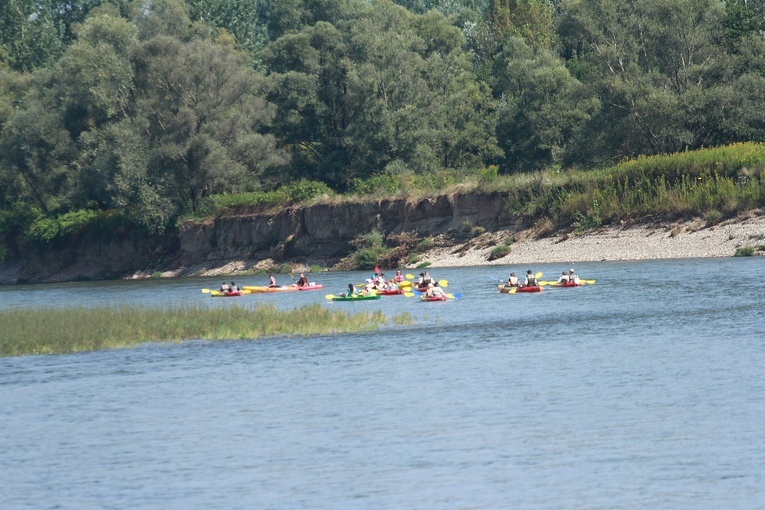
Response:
1,142,764,269
0,303,413,357
4,0,765,243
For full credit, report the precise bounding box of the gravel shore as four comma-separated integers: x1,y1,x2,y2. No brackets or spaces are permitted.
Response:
414,212,765,268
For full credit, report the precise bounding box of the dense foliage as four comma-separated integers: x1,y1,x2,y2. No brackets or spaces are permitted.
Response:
2,0,765,250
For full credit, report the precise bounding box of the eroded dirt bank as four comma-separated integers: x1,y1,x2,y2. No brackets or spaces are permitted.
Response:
1,195,763,284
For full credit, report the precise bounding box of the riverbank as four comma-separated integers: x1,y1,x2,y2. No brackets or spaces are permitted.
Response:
150,211,765,278
419,210,765,267
2,211,763,284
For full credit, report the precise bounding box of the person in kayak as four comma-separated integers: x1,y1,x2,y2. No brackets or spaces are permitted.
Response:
568,268,580,285
219,281,231,292
268,275,278,287
428,282,446,298
296,273,309,287
505,272,520,288
345,283,359,297
524,270,538,287
422,271,433,286
557,271,569,284
393,270,405,284
230,281,239,292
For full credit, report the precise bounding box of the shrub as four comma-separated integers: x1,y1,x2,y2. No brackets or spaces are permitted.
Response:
734,246,756,257
488,244,511,261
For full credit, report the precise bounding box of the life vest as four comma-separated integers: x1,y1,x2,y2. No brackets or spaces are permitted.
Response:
508,276,519,286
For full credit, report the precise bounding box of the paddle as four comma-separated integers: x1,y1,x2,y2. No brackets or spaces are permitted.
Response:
325,294,339,300
508,288,517,294
438,279,448,288
446,293,462,299
202,288,211,293
406,273,415,280
582,279,596,284
403,291,415,297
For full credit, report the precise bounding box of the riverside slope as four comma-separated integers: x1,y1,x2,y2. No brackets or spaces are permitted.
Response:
1,193,763,284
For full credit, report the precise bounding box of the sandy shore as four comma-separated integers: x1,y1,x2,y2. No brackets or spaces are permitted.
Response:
413,212,765,268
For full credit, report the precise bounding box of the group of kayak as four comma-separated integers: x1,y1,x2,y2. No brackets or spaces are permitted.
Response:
205,266,594,299
206,273,325,297
327,269,456,302
498,268,594,294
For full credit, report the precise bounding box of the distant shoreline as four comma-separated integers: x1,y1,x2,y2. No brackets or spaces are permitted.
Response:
149,211,765,279
417,212,765,268
2,212,763,284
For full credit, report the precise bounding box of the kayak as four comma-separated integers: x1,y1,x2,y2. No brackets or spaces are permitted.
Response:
243,284,324,293
377,289,404,296
548,281,581,288
211,290,244,297
420,295,447,302
497,285,542,293
297,283,325,291
328,294,381,301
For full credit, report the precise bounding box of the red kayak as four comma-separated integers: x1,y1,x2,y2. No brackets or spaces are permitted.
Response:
420,295,447,302
498,285,542,293
377,289,404,296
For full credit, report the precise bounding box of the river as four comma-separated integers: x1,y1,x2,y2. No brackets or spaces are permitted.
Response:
1,257,764,509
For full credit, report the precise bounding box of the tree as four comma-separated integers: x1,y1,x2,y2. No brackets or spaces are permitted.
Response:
493,36,598,171
265,0,499,187
557,0,765,165
0,0,62,71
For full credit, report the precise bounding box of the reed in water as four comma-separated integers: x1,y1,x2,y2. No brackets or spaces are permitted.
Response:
0,303,412,357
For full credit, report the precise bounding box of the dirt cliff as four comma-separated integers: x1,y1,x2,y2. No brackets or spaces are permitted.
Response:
0,193,522,283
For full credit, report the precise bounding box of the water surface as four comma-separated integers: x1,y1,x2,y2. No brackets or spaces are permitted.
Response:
1,258,764,508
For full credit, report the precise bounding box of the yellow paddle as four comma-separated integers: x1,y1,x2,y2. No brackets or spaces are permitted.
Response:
406,273,415,279
508,287,517,294
201,288,211,293
403,292,415,297
438,279,448,288
325,294,338,300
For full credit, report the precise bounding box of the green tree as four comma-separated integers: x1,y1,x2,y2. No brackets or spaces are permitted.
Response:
265,0,499,187
0,0,62,71
493,36,598,171
557,0,765,165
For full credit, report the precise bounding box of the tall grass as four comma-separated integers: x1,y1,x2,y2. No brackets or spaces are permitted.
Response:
0,303,411,357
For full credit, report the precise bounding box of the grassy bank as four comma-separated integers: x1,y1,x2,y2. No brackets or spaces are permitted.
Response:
0,303,413,357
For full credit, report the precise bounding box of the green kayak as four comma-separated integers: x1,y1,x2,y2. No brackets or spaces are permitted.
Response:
326,294,381,301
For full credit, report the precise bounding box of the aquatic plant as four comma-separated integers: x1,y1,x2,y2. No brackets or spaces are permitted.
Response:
0,303,404,357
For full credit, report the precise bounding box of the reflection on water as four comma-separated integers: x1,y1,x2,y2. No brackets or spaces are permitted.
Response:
1,257,764,508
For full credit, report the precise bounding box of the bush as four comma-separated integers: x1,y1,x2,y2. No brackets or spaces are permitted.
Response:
488,244,511,261
734,246,756,257
352,247,389,269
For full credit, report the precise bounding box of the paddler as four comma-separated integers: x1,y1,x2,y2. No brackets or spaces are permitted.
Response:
393,270,405,284
430,282,445,298
506,272,520,288
268,275,278,287
230,281,239,292
296,273,309,287
524,270,538,287
568,268,580,285
220,281,231,292
557,271,569,284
